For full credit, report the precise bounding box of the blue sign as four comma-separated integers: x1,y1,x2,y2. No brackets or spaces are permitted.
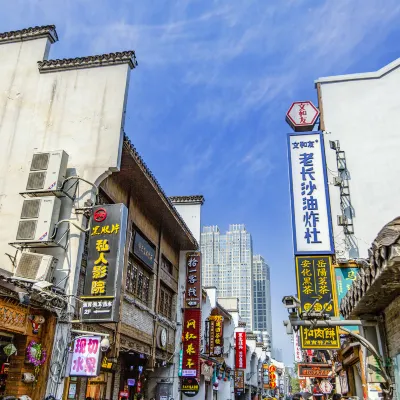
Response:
287,132,334,255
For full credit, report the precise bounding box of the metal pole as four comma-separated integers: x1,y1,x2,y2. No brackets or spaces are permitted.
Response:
287,319,377,327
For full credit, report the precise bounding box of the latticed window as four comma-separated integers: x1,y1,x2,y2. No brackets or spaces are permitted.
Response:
159,285,173,320
161,256,173,276
126,257,150,305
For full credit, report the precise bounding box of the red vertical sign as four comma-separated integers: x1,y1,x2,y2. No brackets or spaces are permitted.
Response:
235,332,246,369
182,309,201,378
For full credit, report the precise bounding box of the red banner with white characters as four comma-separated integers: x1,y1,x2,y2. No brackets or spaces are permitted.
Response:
182,309,201,378
235,331,246,369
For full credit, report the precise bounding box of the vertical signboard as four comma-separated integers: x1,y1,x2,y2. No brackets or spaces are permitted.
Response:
235,332,246,369
262,364,270,390
185,253,201,308
70,336,101,377
234,370,245,396
334,265,359,332
287,132,334,255
269,365,277,389
293,331,303,362
182,252,202,378
182,310,201,378
81,204,128,322
295,255,340,349
209,313,224,357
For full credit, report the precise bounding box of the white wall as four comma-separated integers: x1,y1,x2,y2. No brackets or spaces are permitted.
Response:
317,60,400,259
173,202,202,243
0,35,131,397
0,37,130,279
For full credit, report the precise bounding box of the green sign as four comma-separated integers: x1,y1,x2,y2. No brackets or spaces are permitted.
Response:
334,266,359,332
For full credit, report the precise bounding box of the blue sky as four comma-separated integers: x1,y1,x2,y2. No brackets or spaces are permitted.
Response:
4,0,400,365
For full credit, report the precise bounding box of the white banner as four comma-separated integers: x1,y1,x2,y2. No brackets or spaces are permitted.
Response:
293,331,303,362
70,335,101,377
287,132,333,255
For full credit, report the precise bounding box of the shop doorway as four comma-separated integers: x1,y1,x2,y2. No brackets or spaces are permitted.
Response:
0,332,16,397
85,372,113,400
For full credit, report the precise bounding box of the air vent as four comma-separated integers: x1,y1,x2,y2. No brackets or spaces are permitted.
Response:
26,171,46,190
14,252,56,282
30,153,50,171
21,199,41,219
17,220,37,240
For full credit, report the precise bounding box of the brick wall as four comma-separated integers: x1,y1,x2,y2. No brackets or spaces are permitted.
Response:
384,295,400,357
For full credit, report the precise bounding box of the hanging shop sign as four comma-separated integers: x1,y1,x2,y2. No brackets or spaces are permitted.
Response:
201,362,213,382
181,377,200,397
298,363,332,378
286,101,320,132
185,252,201,308
235,331,246,369
133,230,155,269
81,204,128,323
209,313,224,357
287,131,334,255
334,265,360,332
234,370,245,395
262,364,270,389
70,335,102,377
293,331,303,362
178,349,183,377
181,309,201,377
295,255,339,349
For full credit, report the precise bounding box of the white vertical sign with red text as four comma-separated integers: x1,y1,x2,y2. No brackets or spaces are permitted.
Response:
293,331,303,362
235,332,246,369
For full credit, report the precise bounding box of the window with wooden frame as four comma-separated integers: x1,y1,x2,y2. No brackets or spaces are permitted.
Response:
159,285,174,320
126,256,150,305
161,256,174,276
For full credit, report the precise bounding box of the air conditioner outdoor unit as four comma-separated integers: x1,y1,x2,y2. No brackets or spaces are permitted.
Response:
13,252,57,282
16,197,61,242
25,150,69,192
337,215,348,226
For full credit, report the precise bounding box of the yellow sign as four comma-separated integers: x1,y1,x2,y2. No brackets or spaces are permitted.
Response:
295,255,340,349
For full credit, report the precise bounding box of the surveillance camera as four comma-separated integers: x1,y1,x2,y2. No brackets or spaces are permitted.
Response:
282,296,301,309
100,337,110,352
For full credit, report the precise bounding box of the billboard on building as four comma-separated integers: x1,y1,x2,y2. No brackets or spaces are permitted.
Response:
287,131,334,255
295,255,339,349
81,204,128,322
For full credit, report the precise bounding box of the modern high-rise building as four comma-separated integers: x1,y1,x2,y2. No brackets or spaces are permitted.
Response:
201,224,254,329
253,255,273,344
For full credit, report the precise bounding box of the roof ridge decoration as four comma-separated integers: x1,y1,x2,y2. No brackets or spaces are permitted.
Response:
38,50,138,73
169,195,205,205
0,25,58,44
123,136,198,248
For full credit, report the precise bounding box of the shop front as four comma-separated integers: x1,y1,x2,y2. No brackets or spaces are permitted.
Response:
0,295,56,399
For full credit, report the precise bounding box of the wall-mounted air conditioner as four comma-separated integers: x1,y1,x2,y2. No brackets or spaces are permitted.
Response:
16,197,61,242
25,150,68,193
13,252,57,282
337,215,348,226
